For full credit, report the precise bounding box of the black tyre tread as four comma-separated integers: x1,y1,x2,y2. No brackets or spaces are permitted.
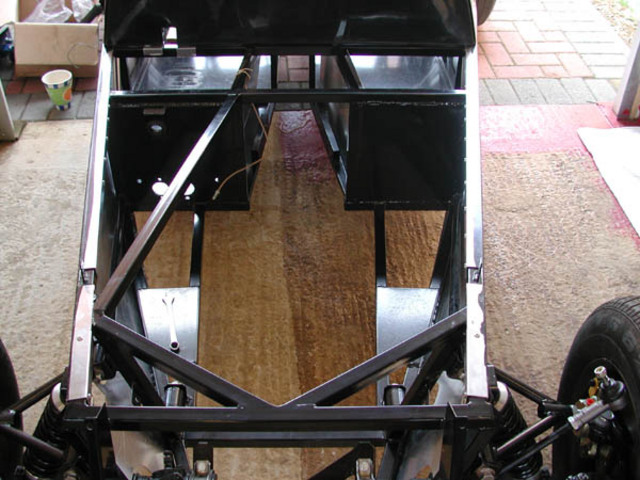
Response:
553,296,640,478
477,0,497,25
1,338,22,477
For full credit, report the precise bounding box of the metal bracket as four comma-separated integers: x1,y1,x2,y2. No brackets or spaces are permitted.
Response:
142,46,164,57
467,265,482,284
177,47,197,57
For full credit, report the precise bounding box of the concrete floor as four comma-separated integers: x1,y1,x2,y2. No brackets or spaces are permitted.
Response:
1,108,639,477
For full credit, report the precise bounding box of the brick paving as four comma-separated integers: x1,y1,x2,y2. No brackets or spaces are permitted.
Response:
479,0,632,105
0,0,635,120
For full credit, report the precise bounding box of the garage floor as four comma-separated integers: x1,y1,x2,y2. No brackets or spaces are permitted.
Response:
1,96,639,477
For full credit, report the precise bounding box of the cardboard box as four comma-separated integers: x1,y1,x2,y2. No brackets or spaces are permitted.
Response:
6,0,100,78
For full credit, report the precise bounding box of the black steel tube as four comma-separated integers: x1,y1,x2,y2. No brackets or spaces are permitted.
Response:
495,414,562,458
308,54,316,88
111,46,466,59
499,423,571,476
495,368,556,405
336,53,361,89
0,424,65,461
189,206,205,288
374,206,387,288
94,315,272,409
271,55,278,89
184,430,386,448
8,373,64,414
94,96,237,314
109,90,466,106
99,403,493,433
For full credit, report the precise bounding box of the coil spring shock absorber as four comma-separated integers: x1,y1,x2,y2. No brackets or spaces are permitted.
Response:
493,382,542,479
22,383,68,479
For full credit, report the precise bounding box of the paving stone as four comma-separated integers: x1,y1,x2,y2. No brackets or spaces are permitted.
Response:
287,56,308,69
541,65,569,78
498,31,529,53
560,78,596,103
515,21,545,42
493,65,545,78
478,54,495,78
543,1,584,12
558,53,592,77
479,80,495,105
478,31,500,43
6,93,30,120
22,78,46,94
278,81,307,89
535,78,573,104
484,79,520,105
590,66,626,79
481,20,517,31
497,1,544,11
21,93,53,122
546,11,602,21
542,31,567,42
4,79,25,95
585,79,617,102
511,53,560,65
528,42,575,53
77,91,97,119
572,42,629,55
581,54,629,66
564,31,622,43
532,16,559,31
277,57,288,82
482,43,513,66
511,79,546,104
48,93,83,121
489,10,545,21
554,21,611,32
289,69,309,82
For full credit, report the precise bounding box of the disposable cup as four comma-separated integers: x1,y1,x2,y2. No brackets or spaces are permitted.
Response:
41,69,73,111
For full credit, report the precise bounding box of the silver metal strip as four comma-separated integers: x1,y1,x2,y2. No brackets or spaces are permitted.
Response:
464,37,489,399
80,47,113,277
67,284,95,403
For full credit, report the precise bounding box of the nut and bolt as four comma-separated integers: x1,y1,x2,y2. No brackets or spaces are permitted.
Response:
594,366,612,387
356,458,374,480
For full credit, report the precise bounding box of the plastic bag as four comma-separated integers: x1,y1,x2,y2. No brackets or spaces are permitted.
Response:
72,0,96,23
25,0,73,24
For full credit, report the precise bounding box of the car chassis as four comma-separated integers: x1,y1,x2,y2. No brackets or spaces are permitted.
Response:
1,1,636,479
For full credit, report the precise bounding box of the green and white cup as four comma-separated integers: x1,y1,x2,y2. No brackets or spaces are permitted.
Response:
41,69,73,111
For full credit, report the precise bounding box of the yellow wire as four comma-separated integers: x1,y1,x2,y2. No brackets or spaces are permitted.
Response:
212,103,268,201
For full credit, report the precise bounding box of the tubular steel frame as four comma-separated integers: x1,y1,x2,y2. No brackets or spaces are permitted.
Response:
61,47,491,479
6,8,497,478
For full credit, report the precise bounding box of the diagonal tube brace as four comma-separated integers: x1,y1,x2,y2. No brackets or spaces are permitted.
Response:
94,96,237,315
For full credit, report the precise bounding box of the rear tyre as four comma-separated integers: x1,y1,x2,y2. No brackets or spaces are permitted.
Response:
477,0,497,25
0,339,22,478
553,297,640,479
